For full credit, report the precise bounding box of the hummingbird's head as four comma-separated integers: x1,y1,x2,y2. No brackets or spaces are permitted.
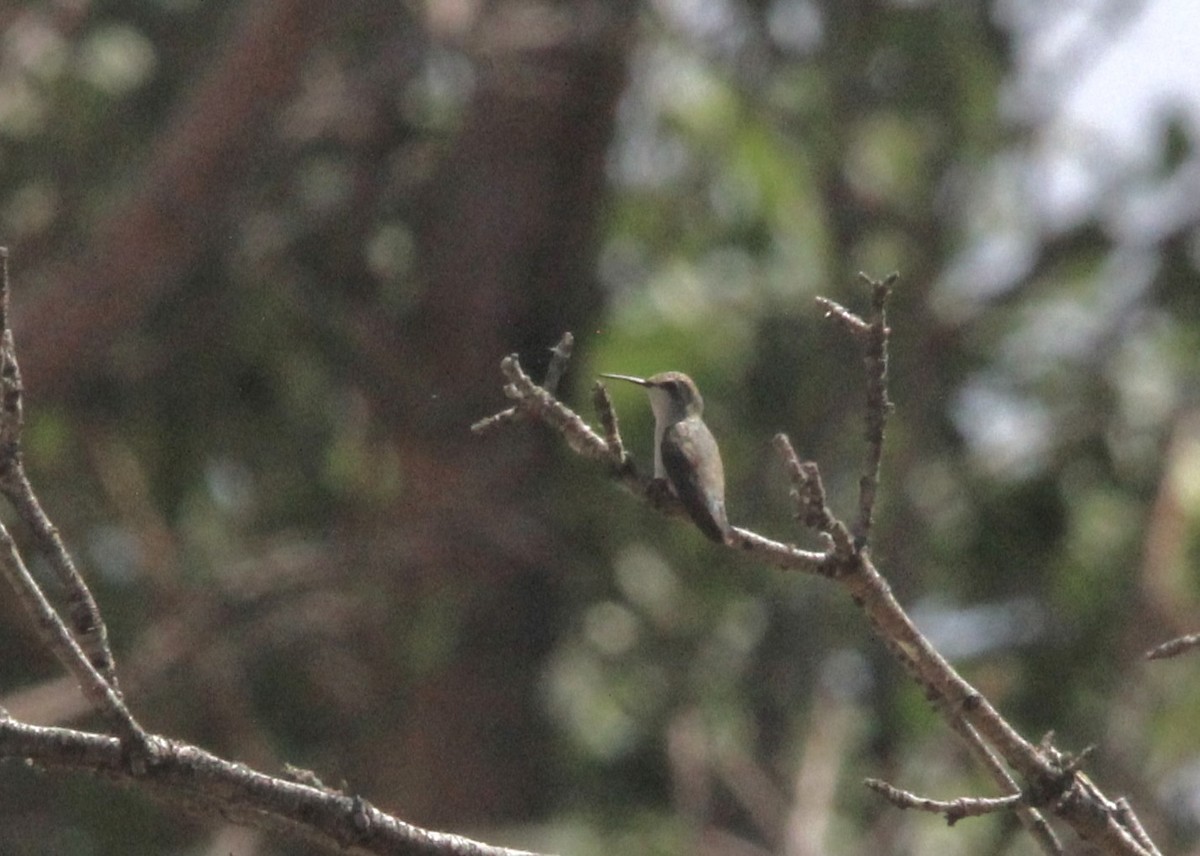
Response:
601,371,703,424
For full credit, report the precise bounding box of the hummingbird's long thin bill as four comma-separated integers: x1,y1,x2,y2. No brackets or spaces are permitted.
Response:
599,373,649,385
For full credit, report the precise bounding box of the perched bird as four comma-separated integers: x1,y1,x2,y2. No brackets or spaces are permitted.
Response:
600,371,731,543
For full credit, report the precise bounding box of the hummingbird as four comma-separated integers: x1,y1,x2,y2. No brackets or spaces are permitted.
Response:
600,371,731,544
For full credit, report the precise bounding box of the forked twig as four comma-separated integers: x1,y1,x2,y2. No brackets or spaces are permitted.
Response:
0,250,151,760
471,332,574,435
0,250,561,852
0,250,120,689
478,275,1159,856
816,271,895,546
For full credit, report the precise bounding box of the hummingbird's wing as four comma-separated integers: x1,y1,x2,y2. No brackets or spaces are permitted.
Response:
661,419,730,543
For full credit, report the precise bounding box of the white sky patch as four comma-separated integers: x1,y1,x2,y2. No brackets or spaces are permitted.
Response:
1058,0,1200,160
1029,0,1200,229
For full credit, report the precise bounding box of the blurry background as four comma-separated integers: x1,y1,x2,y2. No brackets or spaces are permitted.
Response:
1,0,1199,854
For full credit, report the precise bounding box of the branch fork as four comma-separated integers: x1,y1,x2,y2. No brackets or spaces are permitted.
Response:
0,250,548,855
477,272,1162,856
0,250,155,764
0,253,1159,855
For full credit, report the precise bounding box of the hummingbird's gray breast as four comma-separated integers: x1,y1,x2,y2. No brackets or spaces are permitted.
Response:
660,416,729,543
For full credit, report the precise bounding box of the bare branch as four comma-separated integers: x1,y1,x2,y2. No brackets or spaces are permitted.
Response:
0,250,120,689
472,332,575,435
857,273,895,544
864,778,1024,825
727,527,828,574
593,380,630,470
836,558,1152,854
821,278,1068,856
0,718,549,856
1056,773,1159,856
772,434,854,559
941,711,1062,854
0,250,152,762
814,297,869,336
816,273,895,546
1145,632,1200,660
478,353,832,572
499,355,611,462
1116,798,1162,856
477,290,1163,855
0,516,154,760
0,254,561,856
543,331,574,393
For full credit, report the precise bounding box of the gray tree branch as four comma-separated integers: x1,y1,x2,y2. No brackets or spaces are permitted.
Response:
0,249,556,856
479,276,1161,856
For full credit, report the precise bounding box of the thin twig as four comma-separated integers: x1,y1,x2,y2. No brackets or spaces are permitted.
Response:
727,527,828,574
0,518,153,759
940,708,1062,853
593,381,630,470
471,332,574,434
864,778,1024,825
499,355,610,461
856,273,895,545
816,273,895,546
0,249,120,689
772,434,854,560
0,250,150,762
1145,632,1200,660
543,331,574,393
1116,798,1162,856
815,297,869,336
